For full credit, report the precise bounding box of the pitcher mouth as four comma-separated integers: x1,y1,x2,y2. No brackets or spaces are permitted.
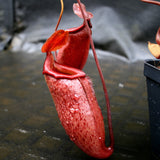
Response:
43,52,86,79
66,22,85,33
66,19,92,34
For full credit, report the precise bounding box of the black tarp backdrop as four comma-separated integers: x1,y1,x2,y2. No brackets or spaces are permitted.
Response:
2,0,160,61
0,0,14,50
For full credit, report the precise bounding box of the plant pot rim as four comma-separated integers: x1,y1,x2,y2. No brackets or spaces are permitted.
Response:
144,59,160,83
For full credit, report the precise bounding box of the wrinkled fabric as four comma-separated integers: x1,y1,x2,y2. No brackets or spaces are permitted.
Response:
8,0,160,61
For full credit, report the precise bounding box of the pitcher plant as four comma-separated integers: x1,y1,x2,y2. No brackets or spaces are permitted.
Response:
41,0,114,158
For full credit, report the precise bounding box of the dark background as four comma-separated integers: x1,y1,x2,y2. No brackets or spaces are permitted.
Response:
1,0,160,60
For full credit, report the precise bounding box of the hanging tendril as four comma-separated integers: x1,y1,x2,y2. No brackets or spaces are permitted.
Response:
55,0,64,31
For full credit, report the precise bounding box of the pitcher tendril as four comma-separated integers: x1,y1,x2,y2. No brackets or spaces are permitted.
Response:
77,0,114,148
55,0,64,31
141,0,160,5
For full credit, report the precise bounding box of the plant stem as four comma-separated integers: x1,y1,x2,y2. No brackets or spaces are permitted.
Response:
141,0,160,6
54,0,64,58
77,0,114,148
55,0,64,31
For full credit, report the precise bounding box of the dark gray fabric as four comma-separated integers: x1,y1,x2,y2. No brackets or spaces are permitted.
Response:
6,0,160,61
0,0,14,50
